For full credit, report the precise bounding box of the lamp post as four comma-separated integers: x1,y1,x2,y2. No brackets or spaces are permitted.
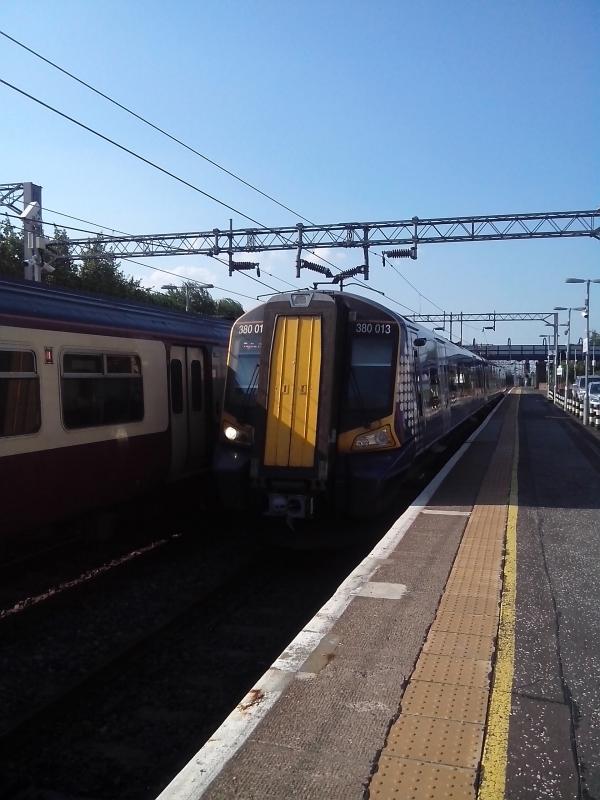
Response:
554,306,585,410
565,278,600,425
507,338,516,387
552,312,559,402
161,281,214,312
539,335,549,394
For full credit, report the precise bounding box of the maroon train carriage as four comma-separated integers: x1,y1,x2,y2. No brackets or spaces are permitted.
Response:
0,278,231,540
215,290,507,522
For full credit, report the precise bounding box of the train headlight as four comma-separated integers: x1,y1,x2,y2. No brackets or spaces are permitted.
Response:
222,422,253,446
352,425,395,451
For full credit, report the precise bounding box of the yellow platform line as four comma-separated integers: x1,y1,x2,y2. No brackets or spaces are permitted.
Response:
369,395,520,799
477,401,519,799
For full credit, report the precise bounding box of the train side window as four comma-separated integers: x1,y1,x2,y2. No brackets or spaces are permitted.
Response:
170,359,184,414
190,359,203,411
63,353,103,374
0,349,41,437
107,354,141,375
62,351,144,429
428,367,440,408
448,365,457,398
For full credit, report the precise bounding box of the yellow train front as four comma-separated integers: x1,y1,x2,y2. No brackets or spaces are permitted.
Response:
214,290,505,520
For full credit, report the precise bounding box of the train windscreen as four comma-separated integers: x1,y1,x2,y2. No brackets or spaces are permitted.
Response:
341,320,398,429
224,321,263,424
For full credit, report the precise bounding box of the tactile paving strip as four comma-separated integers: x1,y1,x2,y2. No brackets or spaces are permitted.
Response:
429,612,499,638
423,631,495,661
368,397,518,799
401,680,489,725
370,756,476,799
437,593,499,617
385,715,484,769
412,653,490,688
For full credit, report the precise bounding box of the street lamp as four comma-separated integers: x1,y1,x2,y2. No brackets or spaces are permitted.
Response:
161,281,214,312
565,278,600,424
539,335,550,393
507,338,517,386
554,306,585,410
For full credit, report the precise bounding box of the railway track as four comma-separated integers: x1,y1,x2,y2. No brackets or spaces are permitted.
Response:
0,404,498,800
0,522,383,799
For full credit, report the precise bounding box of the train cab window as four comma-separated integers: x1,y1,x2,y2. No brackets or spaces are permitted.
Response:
61,351,144,429
0,349,41,437
224,321,263,424
341,322,398,429
170,359,184,414
190,359,203,412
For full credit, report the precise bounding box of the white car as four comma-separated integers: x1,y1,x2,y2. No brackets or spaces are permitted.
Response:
587,381,600,411
572,376,593,401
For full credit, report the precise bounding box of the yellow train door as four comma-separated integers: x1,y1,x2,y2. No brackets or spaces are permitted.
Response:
264,316,322,467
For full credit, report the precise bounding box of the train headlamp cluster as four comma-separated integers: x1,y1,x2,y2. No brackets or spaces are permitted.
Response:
352,425,395,451
223,422,253,446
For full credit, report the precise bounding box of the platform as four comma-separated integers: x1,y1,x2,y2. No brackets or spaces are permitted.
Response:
157,389,600,800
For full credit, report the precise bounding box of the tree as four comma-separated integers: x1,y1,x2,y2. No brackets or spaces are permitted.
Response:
78,237,143,299
216,297,244,319
0,225,245,317
0,218,24,278
46,226,81,289
161,282,216,315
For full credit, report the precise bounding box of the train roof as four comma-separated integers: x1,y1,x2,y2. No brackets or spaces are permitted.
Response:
259,289,487,363
0,277,232,345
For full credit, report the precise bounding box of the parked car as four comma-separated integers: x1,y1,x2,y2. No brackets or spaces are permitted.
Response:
587,381,600,410
572,376,595,401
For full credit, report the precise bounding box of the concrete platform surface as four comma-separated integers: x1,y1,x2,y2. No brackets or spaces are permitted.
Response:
156,390,600,799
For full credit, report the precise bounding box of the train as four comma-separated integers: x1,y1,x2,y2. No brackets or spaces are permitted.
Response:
215,289,507,521
0,277,231,541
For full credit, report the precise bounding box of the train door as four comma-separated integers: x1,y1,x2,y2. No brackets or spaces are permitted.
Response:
169,345,209,477
263,315,322,468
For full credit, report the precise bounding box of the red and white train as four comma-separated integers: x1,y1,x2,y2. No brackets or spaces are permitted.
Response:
0,278,231,541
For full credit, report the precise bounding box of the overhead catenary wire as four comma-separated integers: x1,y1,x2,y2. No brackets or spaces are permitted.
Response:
0,212,441,316
2,38,446,306
382,254,446,314
0,36,349,282
2,210,474,327
0,29,315,226
1,211,281,296
0,36,454,307
0,78,268,228
51,211,289,292
381,253,481,338
121,257,259,302
44,207,130,235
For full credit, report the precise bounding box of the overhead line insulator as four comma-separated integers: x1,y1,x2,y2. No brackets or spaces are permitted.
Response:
332,265,366,284
384,246,418,260
298,259,333,278
229,258,260,277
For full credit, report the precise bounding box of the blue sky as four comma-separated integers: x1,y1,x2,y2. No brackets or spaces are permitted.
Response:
2,0,599,345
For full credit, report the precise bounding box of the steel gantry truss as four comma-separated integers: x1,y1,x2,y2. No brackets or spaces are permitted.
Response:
407,311,558,342
0,182,27,213
407,311,556,326
46,209,599,269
